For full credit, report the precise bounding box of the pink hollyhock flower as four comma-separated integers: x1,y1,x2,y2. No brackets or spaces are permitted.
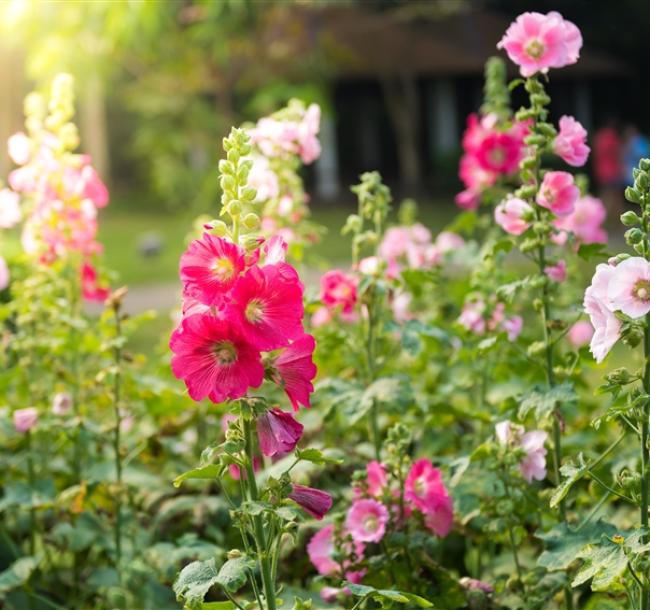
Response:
455,188,480,211
459,154,497,191
52,392,72,416
379,227,410,262
494,197,533,235
8,132,31,165
269,334,317,410
366,461,388,497
80,164,109,208
475,131,523,174
311,306,332,328
392,291,413,323
435,231,464,252
358,256,381,276
554,116,590,167
170,313,264,403
544,259,567,283
584,290,621,363
8,165,37,193
179,233,246,306
497,12,582,77
588,263,617,306
502,315,523,341
14,407,38,433
320,269,358,314
404,459,445,513
346,499,389,543
459,300,486,334
568,320,594,348
520,430,548,482
0,256,8,291
423,494,454,537
230,264,304,351
536,171,579,216
249,155,280,202
0,189,21,228
288,484,332,520
257,407,303,457
298,104,321,164
553,195,607,245
81,263,110,302
307,524,365,578
263,235,287,266
460,578,495,594
607,257,650,319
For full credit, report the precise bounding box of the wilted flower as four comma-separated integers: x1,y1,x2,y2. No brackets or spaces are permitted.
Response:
257,408,303,457
288,484,332,520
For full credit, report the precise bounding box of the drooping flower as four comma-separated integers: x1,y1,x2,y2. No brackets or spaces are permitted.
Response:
80,262,110,302
404,459,445,513
288,484,332,520
584,288,621,363
544,259,567,283
320,269,358,314
495,421,548,483
307,524,365,579
170,313,264,403
607,257,650,319
568,320,594,348
230,264,304,351
0,256,8,291
494,196,533,235
14,408,38,433
553,195,607,245
346,499,389,543
423,493,454,537
52,392,72,416
497,12,582,77
0,188,21,228
179,233,246,306
554,115,590,167
268,334,317,410
536,171,579,216
257,408,303,457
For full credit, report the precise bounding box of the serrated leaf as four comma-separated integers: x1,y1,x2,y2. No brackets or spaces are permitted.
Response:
295,447,343,465
174,464,223,488
519,382,576,422
577,243,610,262
215,556,255,594
345,583,433,607
173,558,220,609
550,454,588,508
572,536,628,592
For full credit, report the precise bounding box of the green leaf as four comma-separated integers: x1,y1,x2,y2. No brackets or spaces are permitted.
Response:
239,500,270,516
295,447,343,465
173,558,220,609
174,464,223,488
572,536,628,592
496,277,532,303
345,583,433,608
215,556,255,594
537,521,618,571
343,377,413,425
518,382,576,422
577,243,610,262
0,556,40,598
550,454,588,508
202,603,236,610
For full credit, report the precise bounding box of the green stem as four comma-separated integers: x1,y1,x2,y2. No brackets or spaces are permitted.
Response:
243,418,276,610
26,432,36,557
112,307,123,585
502,475,524,588
640,316,650,610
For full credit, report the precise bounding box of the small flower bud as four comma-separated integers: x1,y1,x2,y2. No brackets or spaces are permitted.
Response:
240,186,257,202
640,159,650,172
606,368,631,384
625,228,644,245
621,211,641,226
625,186,642,204
635,172,650,190
530,93,551,107
227,549,243,559
209,220,228,237
524,134,546,147
242,213,260,230
227,148,240,164
227,200,242,216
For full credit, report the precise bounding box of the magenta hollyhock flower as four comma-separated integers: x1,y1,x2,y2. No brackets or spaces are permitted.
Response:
475,131,523,174
346,499,389,543
170,313,264,403
288,484,332,520
179,233,246,306
320,269,358,314
568,320,594,348
366,461,388,497
459,153,497,191
423,493,454,537
52,392,72,416
307,524,365,578
256,407,303,457
497,12,582,77
519,430,548,482
536,171,579,216
14,408,38,433
269,334,317,410
229,264,304,351
494,196,533,236
0,256,9,291
80,263,110,302
554,116,590,167
553,195,607,246
607,257,650,319
455,189,480,211
544,259,567,283
0,189,21,229
8,132,31,165
404,459,445,513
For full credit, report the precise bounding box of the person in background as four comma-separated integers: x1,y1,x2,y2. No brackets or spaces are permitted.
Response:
593,119,623,214
622,124,650,185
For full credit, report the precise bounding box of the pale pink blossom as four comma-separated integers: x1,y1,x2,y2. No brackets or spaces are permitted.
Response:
544,259,567,283
366,461,388,497
311,306,332,328
0,189,21,228
607,257,650,319
495,420,547,483
52,392,72,416
8,132,31,165
459,300,486,334
568,320,594,348
435,231,464,253
392,291,413,323
14,407,38,433
249,155,280,202
584,268,621,363
554,115,590,167
358,256,381,276
536,171,579,216
455,189,480,211
0,256,8,291
346,499,389,543
553,195,607,245
494,197,533,235
502,315,523,341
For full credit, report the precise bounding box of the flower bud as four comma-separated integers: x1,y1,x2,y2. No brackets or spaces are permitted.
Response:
625,186,641,204
240,186,257,202
242,213,260,230
226,148,240,164
524,134,546,147
606,367,631,384
621,211,641,226
635,172,650,190
640,159,650,172
530,93,551,107
227,549,243,559
209,220,228,237
625,228,644,245
227,200,242,216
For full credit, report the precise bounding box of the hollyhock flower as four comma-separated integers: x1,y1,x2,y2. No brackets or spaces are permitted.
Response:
475,131,523,174
298,104,321,164
568,320,594,348
358,256,381,276
320,270,358,314
263,235,287,266
230,264,304,351
545,259,567,283
0,189,21,228
607,257,650,319
249,155,280,202
459,300,486,334
346,499,389,543
269,334,316,410
423,494,454,537
257,408,303,457
494,196,533,235
288,484,332,520
520,430,548,482
14,408,38,433
81,262,110,302
460,578,495,594
179,233,246,306
435,231,464,253
52,392,72,416
404,459,445,513
588,263,616,306
553,195,607,245
554,116,590,167
307,524,365,578
502,315,523,341
366,461,388,496
584,289,621,363
455,189,480,211
392,291,413,323
0,256,8,291
311,306,332,328
379,227,409,262
80,164,109,208
459,154,497,191
8,132,31,165
170,313,264,403
497,12,582,77
536,171,579,216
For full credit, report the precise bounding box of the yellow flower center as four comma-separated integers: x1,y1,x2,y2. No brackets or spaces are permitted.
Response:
526,39,545,59
245,298,265,323
364,515,378,532
213,340,237,365
212,257,235,281
634,280,650,301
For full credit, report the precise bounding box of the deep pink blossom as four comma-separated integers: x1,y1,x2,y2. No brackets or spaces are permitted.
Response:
404,459,444,513
494,197,533,235
544,259,567,283
607,257,650,319
307,524,365,579
568,320,594,348
257,408,303,457
179,233,246,306
14,408,38,433
288,484,332,520
346,499,389,543
170,314,264,403
475,131,524,174
367,461,388,496
81,263,110,302
423,494,454,537
536,171,579,216
554,116,590,167
269,334,317,410
320,270,358,314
